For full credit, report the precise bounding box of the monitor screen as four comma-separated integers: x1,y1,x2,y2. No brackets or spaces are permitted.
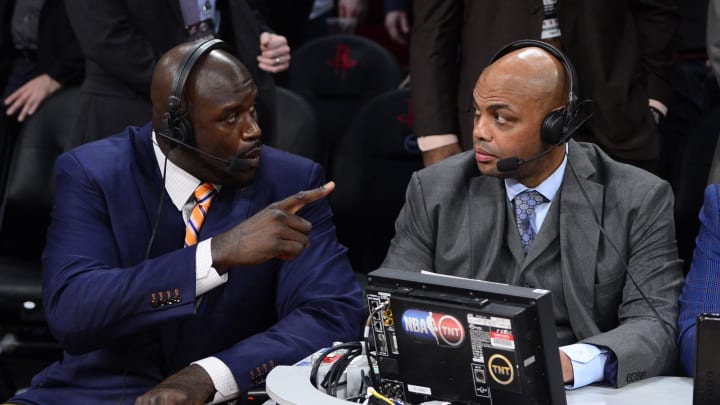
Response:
365,268,566,405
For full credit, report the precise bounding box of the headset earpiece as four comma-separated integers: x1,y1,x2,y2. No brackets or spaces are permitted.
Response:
488,39,581,147
160,38,230,146
540,108,568,145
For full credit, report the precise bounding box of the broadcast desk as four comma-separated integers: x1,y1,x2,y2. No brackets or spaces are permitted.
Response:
264,365,693,405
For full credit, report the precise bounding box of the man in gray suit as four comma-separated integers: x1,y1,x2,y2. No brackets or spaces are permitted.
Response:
383,40,684,388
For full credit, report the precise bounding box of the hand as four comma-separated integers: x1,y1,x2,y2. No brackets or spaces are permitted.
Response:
135,364,215,405
338,0,366,18
211,181,335,272
421,143,463,166
257,32,291,74
384,11,410,45
559,350,574,384
4,74,61,122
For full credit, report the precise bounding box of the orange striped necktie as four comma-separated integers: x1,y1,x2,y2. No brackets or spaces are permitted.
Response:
185,182,217,247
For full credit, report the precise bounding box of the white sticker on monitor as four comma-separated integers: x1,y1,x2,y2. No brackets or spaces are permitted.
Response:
490,317,512,329
407,384,432,395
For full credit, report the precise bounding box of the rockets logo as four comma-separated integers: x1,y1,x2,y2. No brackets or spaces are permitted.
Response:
401,309,465,347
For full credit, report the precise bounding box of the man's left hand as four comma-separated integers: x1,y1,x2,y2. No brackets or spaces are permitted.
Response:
4,74,61,122
559,350,574,384
257,32,290,74
135,364,215,405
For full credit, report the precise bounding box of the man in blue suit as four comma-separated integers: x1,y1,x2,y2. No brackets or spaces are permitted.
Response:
5,39,363,404
678,183,720,376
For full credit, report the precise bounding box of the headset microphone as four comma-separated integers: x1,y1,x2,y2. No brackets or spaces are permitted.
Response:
156,130,251,172
496,146,556,172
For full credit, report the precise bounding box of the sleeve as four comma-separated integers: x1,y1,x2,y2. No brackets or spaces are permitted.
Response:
559,343,609,389
64,0,160,98
678,184,720,377
582,179,684,387
409,0,462,137
210,163,365,393
41,152,201,354
381,171,436,272
630,0,678,104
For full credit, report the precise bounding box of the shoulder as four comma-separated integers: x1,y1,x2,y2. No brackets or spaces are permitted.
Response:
573,141,671,200
415,150,478,184
55,125,154,191
59,125,147,170
700,184,720,225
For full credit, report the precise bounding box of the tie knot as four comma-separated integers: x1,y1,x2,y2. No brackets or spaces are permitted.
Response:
194,182,216,202
514,190,547,213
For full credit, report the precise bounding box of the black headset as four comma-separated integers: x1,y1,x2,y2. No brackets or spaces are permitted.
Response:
488,39,581,146
158,38,230,146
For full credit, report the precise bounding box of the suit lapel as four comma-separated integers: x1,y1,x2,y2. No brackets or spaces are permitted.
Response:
468,175,520,280
558,141,604,339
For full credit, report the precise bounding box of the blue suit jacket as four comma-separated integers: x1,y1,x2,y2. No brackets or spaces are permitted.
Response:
678,183,720,376
9,123,363,404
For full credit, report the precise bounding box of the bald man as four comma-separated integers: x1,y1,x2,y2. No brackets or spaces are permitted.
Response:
4,39,363,405
382,40,683,388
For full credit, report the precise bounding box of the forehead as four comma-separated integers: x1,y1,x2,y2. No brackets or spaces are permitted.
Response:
190,64,256,104
473,67,545,110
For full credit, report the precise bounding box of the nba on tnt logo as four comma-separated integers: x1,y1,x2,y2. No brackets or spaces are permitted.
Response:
401,309,466,347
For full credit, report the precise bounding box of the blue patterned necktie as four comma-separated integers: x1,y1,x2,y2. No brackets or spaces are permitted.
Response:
513,190,548,254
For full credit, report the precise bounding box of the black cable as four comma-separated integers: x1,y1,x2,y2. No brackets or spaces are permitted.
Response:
321,343,362,396
144,154,169,260
309,342,363,389
567,158,676,344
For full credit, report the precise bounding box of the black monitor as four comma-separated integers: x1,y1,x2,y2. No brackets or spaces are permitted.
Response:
365,268,566,405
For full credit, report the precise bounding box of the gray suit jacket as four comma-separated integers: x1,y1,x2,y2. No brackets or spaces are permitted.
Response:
383,140,684,387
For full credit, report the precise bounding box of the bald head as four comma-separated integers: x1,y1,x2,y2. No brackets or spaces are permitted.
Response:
150,41,254,129
480,46,569,113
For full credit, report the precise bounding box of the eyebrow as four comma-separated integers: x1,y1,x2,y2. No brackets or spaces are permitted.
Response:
473,102,512,113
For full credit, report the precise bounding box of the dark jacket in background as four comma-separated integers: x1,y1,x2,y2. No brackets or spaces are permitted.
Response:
64,0,277,146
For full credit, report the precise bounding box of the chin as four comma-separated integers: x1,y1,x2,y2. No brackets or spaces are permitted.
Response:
227,168,257,188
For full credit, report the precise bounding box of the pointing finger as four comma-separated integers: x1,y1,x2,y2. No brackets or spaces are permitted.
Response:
277,181,335,214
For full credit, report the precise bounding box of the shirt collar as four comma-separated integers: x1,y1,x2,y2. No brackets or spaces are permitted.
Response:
505,143,568,202
152,131,219,211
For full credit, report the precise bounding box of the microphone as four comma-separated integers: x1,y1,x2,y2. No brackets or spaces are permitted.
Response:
496,145,556,172
156,130,251,172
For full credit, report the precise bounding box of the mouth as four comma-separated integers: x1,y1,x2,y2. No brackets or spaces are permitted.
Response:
237,143,262,167
474,146,495,163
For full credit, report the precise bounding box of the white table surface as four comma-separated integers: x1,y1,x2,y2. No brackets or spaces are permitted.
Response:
265,365,693,405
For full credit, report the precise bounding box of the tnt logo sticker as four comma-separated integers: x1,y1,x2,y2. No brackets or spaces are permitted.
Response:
488,354,514,385
484,348,522,393
401,309,466,348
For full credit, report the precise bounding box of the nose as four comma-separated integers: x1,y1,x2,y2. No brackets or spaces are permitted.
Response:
472,113,491,142
242,113,262,140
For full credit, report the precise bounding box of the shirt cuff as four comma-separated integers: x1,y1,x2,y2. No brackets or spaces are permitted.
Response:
196,238,228,296
559,343,608,389
416,134,459,152
192,356,240,404
648,99,668,116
